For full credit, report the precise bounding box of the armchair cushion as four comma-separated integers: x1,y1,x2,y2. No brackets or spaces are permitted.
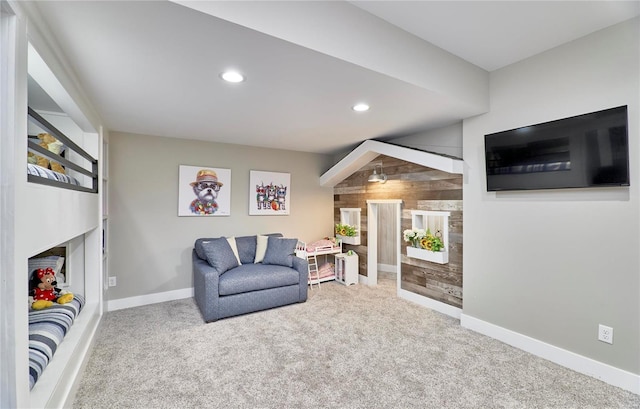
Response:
235,235,258,265
201,238,239,274
218,264,299,296
262,236,297,267
194,238,216,260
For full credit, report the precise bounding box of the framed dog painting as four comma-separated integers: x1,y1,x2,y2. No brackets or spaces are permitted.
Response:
249,170,290,215
178,165,231,216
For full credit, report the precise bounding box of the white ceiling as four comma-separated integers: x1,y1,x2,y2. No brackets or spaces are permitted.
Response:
31,1,639,155
351,1,640,72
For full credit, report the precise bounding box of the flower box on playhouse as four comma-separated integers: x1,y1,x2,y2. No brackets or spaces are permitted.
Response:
335,223,360,245
406,245,448,264
404,210,450,264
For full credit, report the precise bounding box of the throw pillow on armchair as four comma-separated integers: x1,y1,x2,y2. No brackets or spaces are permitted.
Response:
262,236,298,267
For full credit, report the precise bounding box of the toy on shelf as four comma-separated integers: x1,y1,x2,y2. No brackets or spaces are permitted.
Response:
29,267,74,310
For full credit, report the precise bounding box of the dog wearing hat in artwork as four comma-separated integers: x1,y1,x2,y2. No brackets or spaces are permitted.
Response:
189,169,223,215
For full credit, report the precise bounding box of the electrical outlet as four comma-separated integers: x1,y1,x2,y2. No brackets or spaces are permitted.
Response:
108,276,117,287
598,324,613,344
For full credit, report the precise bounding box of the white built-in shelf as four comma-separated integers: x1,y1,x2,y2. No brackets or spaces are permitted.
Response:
337,208,361,245
406,210,449,264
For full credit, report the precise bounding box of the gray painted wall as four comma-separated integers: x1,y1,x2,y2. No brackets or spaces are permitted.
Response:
108,132,334,300
389,122,463,158
463,18,639,374
331,122,464,166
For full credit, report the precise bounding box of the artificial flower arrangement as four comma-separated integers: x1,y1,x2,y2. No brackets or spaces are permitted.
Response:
335,223,357,237
403,228,444,252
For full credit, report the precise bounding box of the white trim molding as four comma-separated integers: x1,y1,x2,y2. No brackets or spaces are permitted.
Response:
358,274,370,286
461,314,640,395
365,199,404,204
321,140,464,187
378,263,396,273
398,288,462,320
108,287,194,312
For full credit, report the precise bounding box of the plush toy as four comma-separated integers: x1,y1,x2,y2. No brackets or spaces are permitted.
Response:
27,132,65,173
29,267,74,310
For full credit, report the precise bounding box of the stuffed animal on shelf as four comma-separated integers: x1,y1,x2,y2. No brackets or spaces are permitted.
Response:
29,267,74,310
27,132,65,173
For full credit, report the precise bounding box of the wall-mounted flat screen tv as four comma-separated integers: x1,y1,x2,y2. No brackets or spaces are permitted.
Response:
485,106,629,191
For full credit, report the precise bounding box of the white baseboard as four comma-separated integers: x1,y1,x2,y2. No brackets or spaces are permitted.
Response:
461,313,640,395
398,288,462,319
378,263,396,273
107,288,194,311
358,274,369,286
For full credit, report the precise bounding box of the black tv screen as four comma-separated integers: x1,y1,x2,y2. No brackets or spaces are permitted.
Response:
485,106,629,191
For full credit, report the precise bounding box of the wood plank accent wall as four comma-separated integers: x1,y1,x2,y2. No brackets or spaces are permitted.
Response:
334,154,463,308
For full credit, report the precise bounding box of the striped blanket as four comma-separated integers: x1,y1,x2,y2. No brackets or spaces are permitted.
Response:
28,294,85,390
27,163,80,186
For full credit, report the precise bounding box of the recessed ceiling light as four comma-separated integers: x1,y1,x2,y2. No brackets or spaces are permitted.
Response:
352,103,370,112
221,70,244,83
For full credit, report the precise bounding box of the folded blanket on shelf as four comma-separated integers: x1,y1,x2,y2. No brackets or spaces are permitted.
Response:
317,262,335,279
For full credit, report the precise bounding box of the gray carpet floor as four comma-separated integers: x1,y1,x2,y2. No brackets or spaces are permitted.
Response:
73,279,640,409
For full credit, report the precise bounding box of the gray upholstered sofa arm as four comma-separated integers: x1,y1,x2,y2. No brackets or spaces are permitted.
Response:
292,256,309,302
193,250,221,322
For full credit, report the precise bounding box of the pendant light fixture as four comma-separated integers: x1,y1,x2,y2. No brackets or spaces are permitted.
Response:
368,164,387,183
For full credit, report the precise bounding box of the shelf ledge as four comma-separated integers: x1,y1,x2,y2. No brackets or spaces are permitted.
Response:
406,246,448,264
337,234,360,245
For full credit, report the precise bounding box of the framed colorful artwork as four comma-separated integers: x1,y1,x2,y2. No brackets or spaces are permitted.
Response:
249,170,290,215
178,165,231,216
